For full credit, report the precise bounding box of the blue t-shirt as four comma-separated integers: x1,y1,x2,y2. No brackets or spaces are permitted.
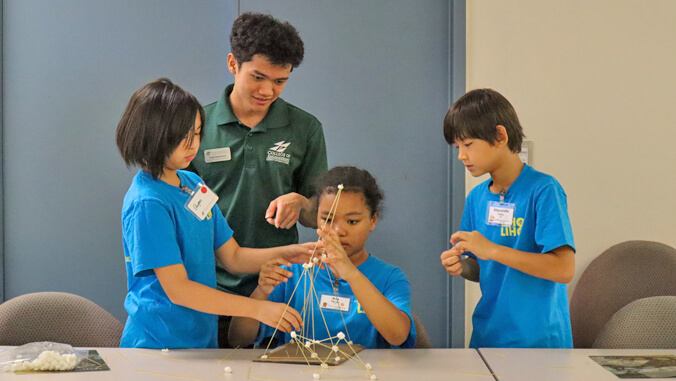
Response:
120,170,233,349
462,164,575,348
257,254,416,349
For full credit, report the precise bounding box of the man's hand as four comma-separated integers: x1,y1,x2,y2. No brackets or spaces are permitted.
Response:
450,231,497,260
265,193,312,229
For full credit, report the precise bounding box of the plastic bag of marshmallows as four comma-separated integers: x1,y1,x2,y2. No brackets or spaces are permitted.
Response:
0,342,85,373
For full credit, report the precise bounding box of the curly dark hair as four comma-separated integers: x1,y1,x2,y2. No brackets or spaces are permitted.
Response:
230,12,304,68
316,166,384,217
443,88,525,153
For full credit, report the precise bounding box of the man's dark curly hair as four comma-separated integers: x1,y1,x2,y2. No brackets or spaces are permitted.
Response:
230,12,304,68
316,166,384,217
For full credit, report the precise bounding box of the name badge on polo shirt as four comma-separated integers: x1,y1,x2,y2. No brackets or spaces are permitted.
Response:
319,294,351,313
204,147,231,163
183,183,219,221
486,201,515,226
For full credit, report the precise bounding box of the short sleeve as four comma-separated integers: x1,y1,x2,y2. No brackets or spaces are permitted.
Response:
383,268,417,349
123,200,183,277
295,120,328,198
211,203,234,250
534,183,576,254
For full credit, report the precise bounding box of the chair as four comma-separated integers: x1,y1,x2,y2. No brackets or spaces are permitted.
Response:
569,240,676,348
0,292,124,347
412,312,431,348
592,296,676,349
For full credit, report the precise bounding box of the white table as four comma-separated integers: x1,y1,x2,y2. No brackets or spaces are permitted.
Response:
1,347,494,380
479,348,676,381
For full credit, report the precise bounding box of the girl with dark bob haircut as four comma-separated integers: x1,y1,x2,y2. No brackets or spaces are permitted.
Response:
229,166,417,349
116,78,204,179
116,78,312,349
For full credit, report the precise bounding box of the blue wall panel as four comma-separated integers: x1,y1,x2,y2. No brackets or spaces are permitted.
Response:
241,0,456,347
2,0,236,322
2,0,464,347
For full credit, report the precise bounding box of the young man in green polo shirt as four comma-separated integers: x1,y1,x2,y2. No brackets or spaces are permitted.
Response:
187,12,328,348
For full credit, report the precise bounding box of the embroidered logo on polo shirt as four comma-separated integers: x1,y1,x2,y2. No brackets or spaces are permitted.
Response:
269,141,291,153
267,141,291,165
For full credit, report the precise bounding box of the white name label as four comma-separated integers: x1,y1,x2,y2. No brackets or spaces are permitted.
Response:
320,294,351,312
185,185,219,220
204,147,231,163
487,201,515,226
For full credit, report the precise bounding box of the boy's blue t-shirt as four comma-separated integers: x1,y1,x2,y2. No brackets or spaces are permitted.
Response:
257,254,417,349
120,170,233,349
462,164,575,348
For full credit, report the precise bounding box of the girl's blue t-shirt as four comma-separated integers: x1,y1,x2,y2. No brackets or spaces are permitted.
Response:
257,254,417,349
120,170,233,349
463,164,575,348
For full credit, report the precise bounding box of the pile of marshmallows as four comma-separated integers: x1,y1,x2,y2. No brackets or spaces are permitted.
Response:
3,351,79,372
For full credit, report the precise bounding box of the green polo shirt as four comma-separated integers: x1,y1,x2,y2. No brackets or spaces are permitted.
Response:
188,84,328,296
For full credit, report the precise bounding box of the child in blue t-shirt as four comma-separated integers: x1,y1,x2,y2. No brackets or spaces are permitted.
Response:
115,78,311,349
229,166,416,349
440,89,575,348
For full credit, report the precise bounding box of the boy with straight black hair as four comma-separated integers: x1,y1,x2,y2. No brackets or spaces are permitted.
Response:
188,12,328,348
440,88,575,348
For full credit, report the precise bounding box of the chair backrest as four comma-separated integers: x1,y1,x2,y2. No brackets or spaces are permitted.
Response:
593,296,676,349
412,312,431,348
0,292,124,347
570,240,676,348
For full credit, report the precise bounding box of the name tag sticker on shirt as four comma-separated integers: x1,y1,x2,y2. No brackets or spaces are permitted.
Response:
486,201,516,226
204,147,231,163
319,294,351,313
184,183,219,221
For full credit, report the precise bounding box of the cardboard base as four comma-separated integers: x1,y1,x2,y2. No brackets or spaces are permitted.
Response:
254,342,365,366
